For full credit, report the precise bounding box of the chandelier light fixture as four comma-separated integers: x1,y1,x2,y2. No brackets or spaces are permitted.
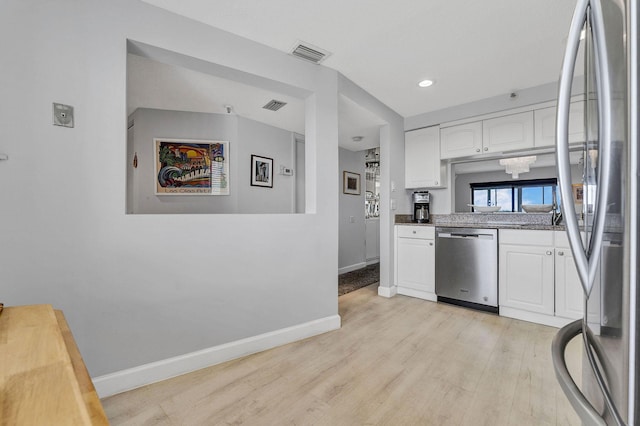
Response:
499,155,537,179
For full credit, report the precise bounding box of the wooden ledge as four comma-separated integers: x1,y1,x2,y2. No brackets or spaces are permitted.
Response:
0,304,108,425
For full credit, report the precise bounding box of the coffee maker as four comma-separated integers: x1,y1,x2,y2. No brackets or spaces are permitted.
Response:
412,191,431,223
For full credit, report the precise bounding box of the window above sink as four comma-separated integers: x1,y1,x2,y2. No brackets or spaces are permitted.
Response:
471,178,558,212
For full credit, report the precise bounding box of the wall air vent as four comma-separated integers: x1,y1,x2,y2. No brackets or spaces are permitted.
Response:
262,99,288,111
290,41,331,64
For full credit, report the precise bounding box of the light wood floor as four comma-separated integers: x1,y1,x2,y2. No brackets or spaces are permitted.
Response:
102,285,583,425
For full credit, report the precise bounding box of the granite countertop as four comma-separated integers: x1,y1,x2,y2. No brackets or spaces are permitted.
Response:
395,213,565,231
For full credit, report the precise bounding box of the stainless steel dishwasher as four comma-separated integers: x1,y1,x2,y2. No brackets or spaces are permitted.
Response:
435,227,498,313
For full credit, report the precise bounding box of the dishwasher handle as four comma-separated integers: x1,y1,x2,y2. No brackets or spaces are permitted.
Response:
438,232,494,240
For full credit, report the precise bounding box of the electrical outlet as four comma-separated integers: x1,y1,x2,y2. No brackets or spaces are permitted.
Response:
53,103,74,128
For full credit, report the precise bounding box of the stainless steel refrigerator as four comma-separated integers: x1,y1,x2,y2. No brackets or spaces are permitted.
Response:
552,0,639,425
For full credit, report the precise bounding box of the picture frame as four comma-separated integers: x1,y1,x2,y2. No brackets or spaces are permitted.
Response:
343,171,361,195
154,138,229,195
251,155,273,188
572,183,584,204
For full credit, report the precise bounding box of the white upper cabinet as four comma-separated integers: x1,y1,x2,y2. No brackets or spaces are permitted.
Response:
534,101,585,148
482,111,534,153
440,121,483,159
405,126,446,188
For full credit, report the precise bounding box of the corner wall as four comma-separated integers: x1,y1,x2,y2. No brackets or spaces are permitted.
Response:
338,148,366,272
0,0,340,394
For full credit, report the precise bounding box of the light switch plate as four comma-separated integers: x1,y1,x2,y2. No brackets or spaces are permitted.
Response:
53,103,74,128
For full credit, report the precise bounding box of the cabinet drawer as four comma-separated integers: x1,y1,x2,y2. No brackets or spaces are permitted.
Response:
500,229,553,246
554,230,586,249
397,225,435,239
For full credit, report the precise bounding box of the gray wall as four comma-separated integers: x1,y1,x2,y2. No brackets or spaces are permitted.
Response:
237,116,297,213
338,148,366,271
128,108,298,214
337,75,405,291
128,108,238,213
0,0,345,379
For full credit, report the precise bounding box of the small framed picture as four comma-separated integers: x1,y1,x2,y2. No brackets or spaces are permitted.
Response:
251,155,273,188
343,171,361,195
572,183,584,204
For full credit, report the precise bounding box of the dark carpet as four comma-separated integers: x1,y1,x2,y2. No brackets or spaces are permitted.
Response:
338,263,380,296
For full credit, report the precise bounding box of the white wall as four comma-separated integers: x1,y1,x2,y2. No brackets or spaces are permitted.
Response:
0,0,343,391
338,148,366,272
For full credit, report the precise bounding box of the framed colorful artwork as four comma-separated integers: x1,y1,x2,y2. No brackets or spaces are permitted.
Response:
154,138,229,195
251,154,273,188
343,171,361,195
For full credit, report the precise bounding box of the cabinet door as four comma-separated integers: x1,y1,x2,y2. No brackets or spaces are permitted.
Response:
499,244,555,315
396,237,435,293
483,111,534,154
405,126,444,188
555,248,584,319
440,121,483,159
534,102,586,148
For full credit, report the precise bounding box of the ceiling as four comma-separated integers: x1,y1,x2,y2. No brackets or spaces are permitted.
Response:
136,0,579,150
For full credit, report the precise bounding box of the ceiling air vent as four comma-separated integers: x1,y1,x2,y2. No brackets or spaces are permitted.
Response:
262,99,287,111
290,41,331,64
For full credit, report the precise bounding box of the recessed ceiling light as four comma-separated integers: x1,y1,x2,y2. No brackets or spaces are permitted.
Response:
352,136,364,142
418,79,434,88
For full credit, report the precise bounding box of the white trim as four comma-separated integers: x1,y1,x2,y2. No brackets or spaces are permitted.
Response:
396,287,437,302
338,262,367,275
93,314,341,398
499,306,573,328
366,258,380,266
378,285,397,298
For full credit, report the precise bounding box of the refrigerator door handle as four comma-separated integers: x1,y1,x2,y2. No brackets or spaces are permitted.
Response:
587,0,613,286
556,0,590,292
552,319,606,426
556,0,611,296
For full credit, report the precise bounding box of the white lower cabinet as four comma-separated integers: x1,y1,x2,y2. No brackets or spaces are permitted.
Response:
499,230,555,316
499,229,583,327
395,225,436,301
554,232,584,320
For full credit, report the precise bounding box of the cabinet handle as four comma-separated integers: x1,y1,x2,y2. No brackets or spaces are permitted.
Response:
558,251,564,256
429,242,434,246
484,147,488,151
412,230,416,234
546,250,553,255
476,148,481,152
434,181,438,185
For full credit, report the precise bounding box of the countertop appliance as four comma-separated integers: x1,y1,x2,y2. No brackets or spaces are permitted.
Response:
552,1,638,424
435,227,498,313
412,191,430,223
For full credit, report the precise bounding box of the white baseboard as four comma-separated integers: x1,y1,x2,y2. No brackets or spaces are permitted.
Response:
499,306,574,328
366,258,380,266
378,285,397,298
396,286,437,302
338,262,367,275
93,314,341,398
